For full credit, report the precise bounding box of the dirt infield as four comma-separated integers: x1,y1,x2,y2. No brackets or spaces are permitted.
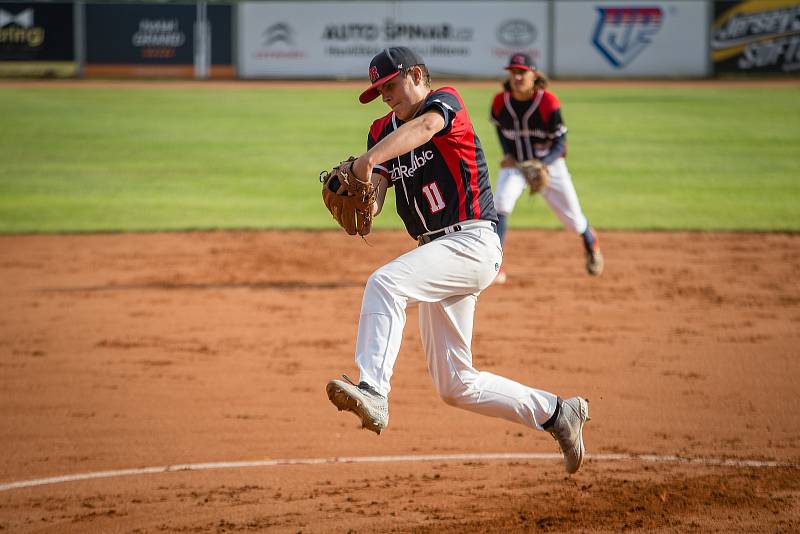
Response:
1,229,799,532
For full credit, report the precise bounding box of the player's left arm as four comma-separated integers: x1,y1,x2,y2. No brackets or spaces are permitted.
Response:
372,175,390,217
353,110,446,184
540,106,567,165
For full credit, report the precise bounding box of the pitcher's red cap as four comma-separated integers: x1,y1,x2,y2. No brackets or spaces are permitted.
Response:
359,47,425,104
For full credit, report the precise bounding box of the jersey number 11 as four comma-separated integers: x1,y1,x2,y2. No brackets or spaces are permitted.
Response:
422,182,446,213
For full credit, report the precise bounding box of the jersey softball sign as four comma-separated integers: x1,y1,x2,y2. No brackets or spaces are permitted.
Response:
712,0,800,75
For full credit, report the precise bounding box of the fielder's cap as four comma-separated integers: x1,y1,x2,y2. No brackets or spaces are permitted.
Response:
506,53,537,72
359,46,425,104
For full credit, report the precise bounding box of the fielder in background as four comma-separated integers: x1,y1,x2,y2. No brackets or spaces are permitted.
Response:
490,53,604,283
322,47,590,474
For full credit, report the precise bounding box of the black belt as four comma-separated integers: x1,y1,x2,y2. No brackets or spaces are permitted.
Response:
417,221,498,245
418,225,461,245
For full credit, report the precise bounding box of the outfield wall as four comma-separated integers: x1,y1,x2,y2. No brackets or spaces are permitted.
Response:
552,1,709,78
235,0,712,79
237,1,550,78
0,1,76,77
84,3,233,78
1,0,798,79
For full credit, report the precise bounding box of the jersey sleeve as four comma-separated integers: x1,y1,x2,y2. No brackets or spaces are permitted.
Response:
539,91,568,139
418,89,462,137
490,92,515,158
495,128,516,158
489,92,505,124
538,93,568,164
547,108,567,139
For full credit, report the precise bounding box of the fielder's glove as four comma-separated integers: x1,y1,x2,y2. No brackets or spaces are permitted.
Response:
320,156,376,237
519,159,550,195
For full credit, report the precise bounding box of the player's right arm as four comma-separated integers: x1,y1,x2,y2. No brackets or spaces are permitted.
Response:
354,110,446,183
495,127,517,167
490,92,517,167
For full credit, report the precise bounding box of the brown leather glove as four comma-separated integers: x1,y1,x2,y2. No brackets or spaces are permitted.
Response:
320,157,376,236
518,159,550,195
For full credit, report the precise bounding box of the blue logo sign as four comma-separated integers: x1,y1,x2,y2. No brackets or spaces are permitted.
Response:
592,6,663,68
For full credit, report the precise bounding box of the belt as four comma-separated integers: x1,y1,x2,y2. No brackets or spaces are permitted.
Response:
417,220,497,245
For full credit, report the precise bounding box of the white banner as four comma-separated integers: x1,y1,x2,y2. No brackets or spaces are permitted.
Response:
553,1,709,77
237,1,549,78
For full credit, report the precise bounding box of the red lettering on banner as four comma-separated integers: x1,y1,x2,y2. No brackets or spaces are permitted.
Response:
141,48,176,58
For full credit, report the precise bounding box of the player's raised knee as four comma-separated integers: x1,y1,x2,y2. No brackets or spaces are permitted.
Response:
365,268,395,294
437,381,478,407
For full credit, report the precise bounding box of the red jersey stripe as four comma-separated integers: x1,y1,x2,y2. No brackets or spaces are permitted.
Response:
432,135,467,220
462,127,482,219
447,88,481,219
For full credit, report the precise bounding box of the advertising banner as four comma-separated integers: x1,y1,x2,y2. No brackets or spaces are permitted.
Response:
0,2,75,76
237,1,549,78
553,0,709,77
712,0,800,75
84,3,232,78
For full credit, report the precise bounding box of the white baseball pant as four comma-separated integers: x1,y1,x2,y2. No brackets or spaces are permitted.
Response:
494,158,588,234
355,220,558,429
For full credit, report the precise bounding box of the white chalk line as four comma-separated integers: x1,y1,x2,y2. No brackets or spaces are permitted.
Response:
0,452,792,493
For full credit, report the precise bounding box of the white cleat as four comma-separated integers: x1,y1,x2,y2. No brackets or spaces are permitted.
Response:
545,396,590,474
586,248,604,276
326,375,389,435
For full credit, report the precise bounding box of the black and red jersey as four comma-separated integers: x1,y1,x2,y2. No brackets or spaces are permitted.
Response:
368,87,497,240
490,89,567,164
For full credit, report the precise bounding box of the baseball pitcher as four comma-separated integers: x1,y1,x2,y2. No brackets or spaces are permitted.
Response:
319,47,590,474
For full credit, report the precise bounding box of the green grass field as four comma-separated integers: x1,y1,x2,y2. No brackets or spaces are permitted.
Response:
0,82,798,233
